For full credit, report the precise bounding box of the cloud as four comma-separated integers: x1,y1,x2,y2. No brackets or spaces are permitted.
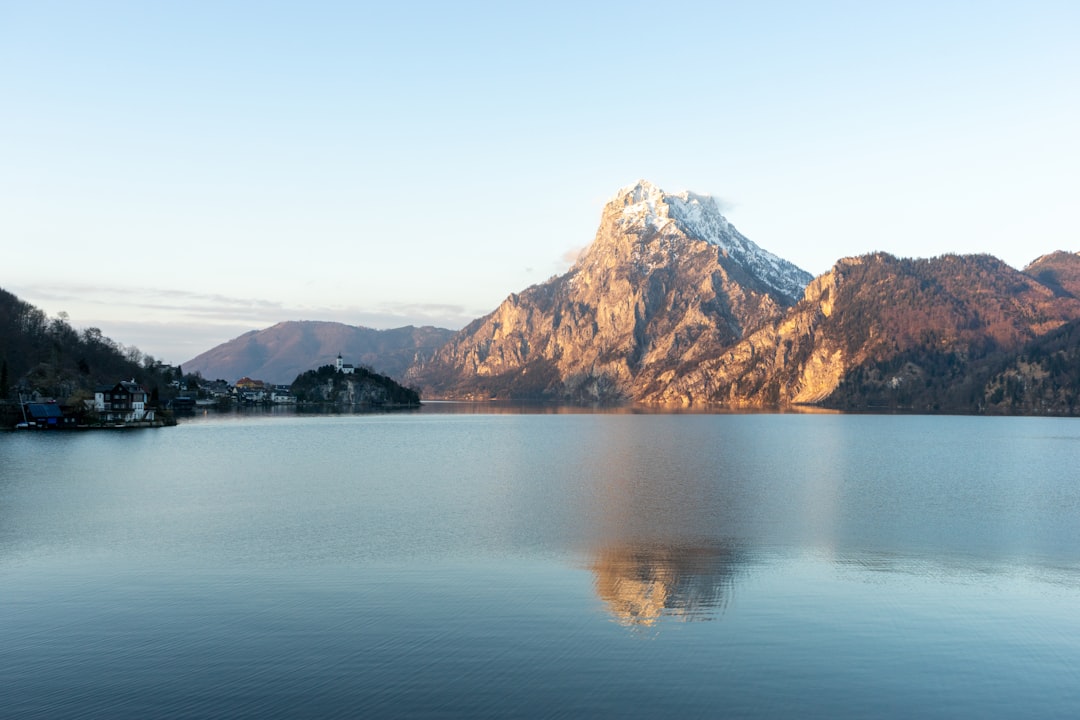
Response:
6,282,483,364
13,284,285,317
11,283,480,327
560,246,586,266
711,196,737,214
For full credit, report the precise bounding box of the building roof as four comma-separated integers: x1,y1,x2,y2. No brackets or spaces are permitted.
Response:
27,403,65,418
96,380,147,394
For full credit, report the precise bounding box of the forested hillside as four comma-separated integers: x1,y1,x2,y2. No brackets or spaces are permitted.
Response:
0,287,182,405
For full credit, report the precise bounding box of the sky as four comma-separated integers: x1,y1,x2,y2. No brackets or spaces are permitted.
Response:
3,1,1078,365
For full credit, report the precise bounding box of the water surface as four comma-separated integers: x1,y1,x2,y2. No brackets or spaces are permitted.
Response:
2,411,1078,718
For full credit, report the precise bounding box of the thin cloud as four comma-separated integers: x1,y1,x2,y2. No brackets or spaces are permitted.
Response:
711,196,737,215
13,284,286,315
560,246,586,266
6,282,480,363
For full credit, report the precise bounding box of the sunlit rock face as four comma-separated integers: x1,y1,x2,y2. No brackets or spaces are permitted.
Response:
637,258,853,406
406,180,811,401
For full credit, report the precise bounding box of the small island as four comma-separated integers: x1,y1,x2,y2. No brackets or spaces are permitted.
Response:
289,360,420,408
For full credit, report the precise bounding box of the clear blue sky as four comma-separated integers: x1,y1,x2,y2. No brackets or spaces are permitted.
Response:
3,1,1078,364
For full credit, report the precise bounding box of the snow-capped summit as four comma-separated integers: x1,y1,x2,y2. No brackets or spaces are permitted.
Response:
610,180,812,302
612,179,675,232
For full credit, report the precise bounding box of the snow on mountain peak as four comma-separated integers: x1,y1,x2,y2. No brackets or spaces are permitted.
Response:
615,178,664,202
609,180,813,301
612,180,671,232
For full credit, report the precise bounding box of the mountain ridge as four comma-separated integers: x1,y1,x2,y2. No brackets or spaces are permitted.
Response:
176,183,1080,415
405,182,1080,412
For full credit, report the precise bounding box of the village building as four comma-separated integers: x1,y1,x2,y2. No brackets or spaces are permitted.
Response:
270,385,297,404
91,380,155,423
204,380,233,399
235,376,267,402
24,402,79,429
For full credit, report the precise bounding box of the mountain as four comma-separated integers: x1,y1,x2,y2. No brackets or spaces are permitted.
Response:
406,180,813,401
183,321,455,384
404,179,1080,412
639,252,1080,409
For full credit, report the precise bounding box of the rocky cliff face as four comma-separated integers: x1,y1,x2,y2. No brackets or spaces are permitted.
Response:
407,180,812,400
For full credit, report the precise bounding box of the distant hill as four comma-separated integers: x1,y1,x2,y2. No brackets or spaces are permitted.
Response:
183,321,455,384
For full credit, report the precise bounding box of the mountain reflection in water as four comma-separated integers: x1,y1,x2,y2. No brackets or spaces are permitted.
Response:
589,542,744,626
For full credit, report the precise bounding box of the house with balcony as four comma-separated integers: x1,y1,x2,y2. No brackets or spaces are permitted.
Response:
92,380,155,422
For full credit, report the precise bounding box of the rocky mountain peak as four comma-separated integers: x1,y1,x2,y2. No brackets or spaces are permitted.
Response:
594,180,811,303
610,179,724,234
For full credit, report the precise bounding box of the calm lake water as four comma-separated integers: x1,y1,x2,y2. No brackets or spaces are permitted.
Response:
2,409,1079,718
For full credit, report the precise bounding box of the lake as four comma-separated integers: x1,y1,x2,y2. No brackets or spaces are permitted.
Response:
2,409,1079,718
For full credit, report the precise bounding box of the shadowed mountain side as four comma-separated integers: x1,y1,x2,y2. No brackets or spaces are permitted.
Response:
979,317,1080,415
183,321,455,384
1024,251,1080,299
